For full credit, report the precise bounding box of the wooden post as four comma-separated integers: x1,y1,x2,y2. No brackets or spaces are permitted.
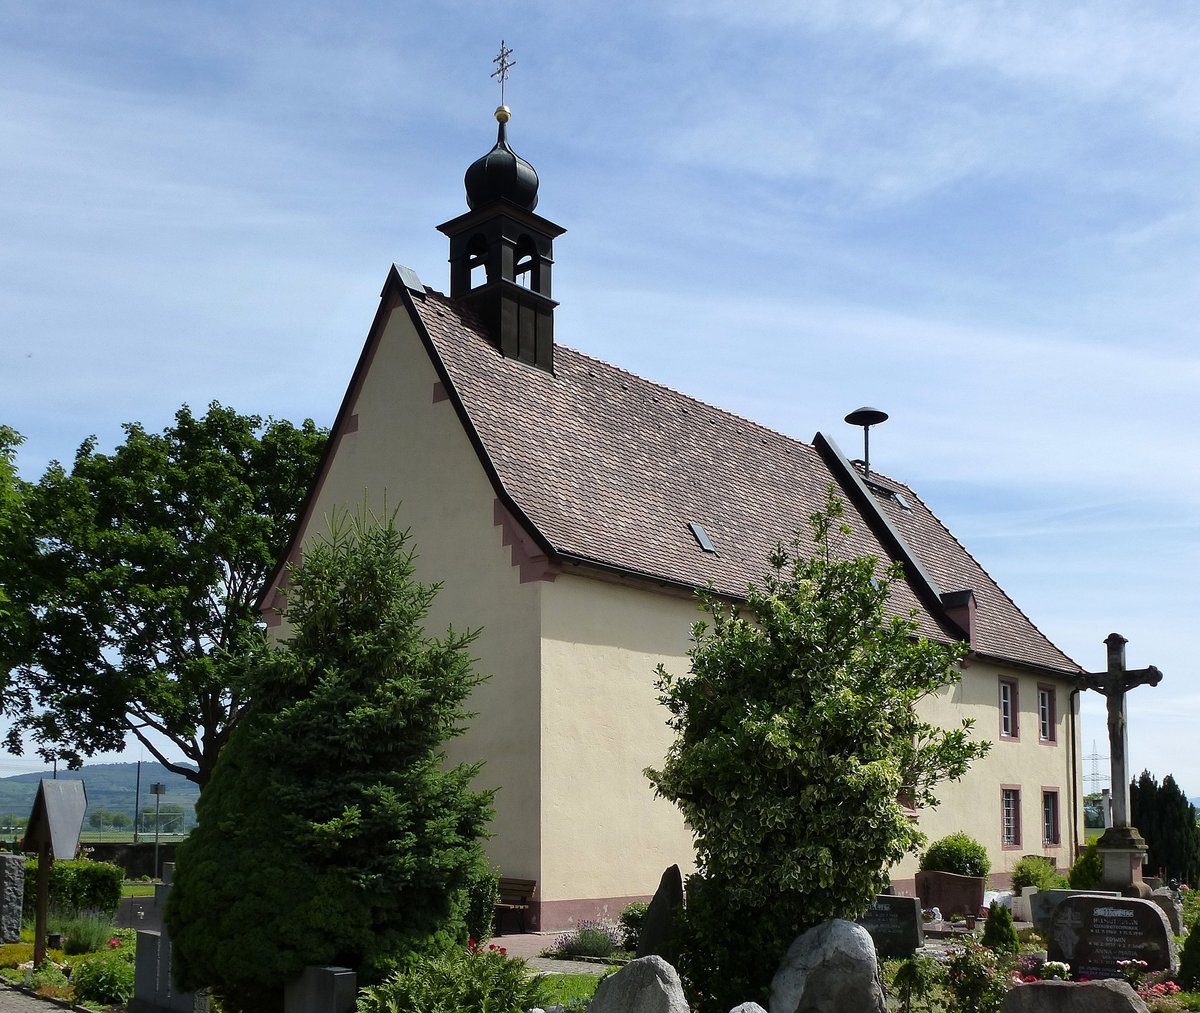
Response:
33,841,50,967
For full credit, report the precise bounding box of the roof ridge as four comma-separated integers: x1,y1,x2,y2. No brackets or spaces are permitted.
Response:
882,475,1084,674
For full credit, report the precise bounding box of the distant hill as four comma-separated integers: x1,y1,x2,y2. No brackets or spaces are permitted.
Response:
0,762,200,829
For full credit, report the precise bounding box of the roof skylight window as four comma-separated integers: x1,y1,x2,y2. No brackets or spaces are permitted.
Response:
688,522,717,554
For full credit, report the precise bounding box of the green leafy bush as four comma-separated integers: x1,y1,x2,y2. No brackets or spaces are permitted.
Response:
355,941,546,1013
1178,913,1200,990
1068,840,1103,889
72,950,135,1005
890,955,944,1013
1010,855,1060,893
920,833,990,878
463,862,499,943
981,901,1018,953
646,493,990,1013
943,941,1009,1013
618,901,649,951
22,857,123,918
28,960,69,991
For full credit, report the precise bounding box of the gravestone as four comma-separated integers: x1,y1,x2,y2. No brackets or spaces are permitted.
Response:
637,864,684,965
1002,979,1149,1012
129,864,209,1013
1150,888,1184,936
1029,888,1119,934
0,852,24,942
284,965,357,1013
914,869,984,918
1047,895,1175,981
857,894,923,958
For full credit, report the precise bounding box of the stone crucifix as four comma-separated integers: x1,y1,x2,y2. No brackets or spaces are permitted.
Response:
1077,633,1162,831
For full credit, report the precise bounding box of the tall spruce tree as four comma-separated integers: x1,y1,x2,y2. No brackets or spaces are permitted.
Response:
166,512,494,1013
1131,769,1200,884
646,490,989,1013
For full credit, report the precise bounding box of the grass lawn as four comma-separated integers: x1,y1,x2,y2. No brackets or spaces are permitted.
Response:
122,881,156,897
538,972,603,1006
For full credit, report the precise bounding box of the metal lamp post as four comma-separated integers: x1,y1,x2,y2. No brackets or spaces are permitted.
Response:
150,783,166,880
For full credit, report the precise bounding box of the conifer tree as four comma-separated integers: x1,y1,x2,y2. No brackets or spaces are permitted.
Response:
166,512,494,1013
1131,769,1200,884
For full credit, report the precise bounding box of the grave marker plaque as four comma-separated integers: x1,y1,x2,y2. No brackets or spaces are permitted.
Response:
857,894,923,958
1047,895,1175,980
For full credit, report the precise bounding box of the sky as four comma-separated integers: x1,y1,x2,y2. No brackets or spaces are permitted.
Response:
1,3,1197,796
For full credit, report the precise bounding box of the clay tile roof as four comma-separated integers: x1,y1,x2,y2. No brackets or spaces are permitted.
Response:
412,287,1081,677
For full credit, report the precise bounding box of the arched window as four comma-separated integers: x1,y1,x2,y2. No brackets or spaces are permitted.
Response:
467,233,490,290
514,234,538,291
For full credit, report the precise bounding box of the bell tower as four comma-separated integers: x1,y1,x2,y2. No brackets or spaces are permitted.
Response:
437,45,564,372
437,103,564,372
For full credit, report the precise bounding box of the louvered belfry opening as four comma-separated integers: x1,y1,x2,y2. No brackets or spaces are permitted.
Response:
437,106,565,372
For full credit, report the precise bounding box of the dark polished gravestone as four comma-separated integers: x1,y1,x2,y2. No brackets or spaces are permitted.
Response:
857,894,924,959
1047,895,1176,981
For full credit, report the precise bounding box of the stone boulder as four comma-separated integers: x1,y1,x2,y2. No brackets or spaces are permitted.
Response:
728,1005,768,1013
588,955,689,1013
1002,979,1149,1013
638,864,684,964
769,920,885,1013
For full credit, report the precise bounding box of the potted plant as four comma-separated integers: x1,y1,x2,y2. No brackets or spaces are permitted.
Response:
916,832,989,920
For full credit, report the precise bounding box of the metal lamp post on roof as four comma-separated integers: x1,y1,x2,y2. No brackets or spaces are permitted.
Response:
150,782,166,880
844,407,889,480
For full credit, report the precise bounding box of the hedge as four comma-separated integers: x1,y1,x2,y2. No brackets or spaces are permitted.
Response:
22,857,124,918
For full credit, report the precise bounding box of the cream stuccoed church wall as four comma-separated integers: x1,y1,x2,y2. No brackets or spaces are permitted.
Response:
268,298,548,885
896,661,1082,891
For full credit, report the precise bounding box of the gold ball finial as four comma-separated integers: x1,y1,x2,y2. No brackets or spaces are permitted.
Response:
495,105,511,124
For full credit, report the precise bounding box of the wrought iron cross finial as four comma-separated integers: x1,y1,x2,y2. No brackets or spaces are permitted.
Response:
492,41,515,106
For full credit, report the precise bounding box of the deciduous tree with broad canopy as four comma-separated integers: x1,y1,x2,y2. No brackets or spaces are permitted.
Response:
646,490,990,1013
1,404,326,786
167,512,494,1013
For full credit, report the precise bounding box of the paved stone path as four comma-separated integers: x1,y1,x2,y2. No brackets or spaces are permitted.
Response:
0,985,58,1013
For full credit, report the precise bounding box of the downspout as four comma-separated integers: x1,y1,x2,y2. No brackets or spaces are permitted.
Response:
1069,687,1081,861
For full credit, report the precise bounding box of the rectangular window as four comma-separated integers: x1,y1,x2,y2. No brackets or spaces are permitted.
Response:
1000,679,1019,739
1002,787,1021,848
1038,686,1056,743
1042,790,1060,845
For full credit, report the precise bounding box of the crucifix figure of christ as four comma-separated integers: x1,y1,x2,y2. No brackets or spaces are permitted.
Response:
1077,632,1162,831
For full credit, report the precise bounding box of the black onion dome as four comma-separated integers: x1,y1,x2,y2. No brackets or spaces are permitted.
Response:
464,106,539,212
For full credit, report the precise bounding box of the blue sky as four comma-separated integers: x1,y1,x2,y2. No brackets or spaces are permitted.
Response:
2,3,1197,800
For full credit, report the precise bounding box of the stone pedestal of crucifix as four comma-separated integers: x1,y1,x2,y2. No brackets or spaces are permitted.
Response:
1077,633,1162,894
